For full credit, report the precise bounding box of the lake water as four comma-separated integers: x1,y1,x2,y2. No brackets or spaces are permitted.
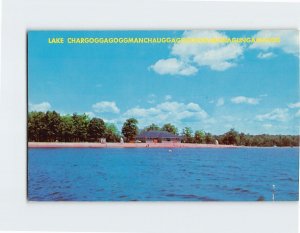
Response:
28,147,299,201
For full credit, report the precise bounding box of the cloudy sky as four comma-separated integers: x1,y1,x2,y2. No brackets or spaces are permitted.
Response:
28,30,299,135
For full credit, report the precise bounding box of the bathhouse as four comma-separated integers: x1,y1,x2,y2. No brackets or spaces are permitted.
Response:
136,130,182,143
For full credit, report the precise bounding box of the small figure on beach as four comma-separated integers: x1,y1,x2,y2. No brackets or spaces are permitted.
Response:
257,196,265,201
272,184,276,201
120,137,124,144
100,138,106,144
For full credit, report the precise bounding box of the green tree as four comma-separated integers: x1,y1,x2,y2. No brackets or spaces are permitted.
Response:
72,113,89,142
28,111,61,142
239,132,246,146
194,130,205,143
281,136,292,147
122,118,138,142
222,128,239,145
161,123,178,135
105,123,120,142
28,111,46,142
87,118,106,142
59,115,74,142
145,123,160,131
38,112,50,142
251,135,263,146
45,111,61,142
182,127,193,143
205,133,214,144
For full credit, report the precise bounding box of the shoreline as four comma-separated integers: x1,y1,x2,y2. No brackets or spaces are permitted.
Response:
28,142,238,149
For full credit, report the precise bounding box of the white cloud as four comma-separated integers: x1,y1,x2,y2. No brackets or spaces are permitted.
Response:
85,112,96,118
288,102,300,108
29,102,51,112
92,101,120,113
150,30,244,76
216,97,224,106
186,102,203,112
123,107,160,118
147,94,156,104
150,58,198,76
173,30,243,70
256,108,289,122
224,124,233,129
262,123,273,129
231,96,260,105
221,116,242,124
192,42,242,71
257,52,275,59
165,95,172,101
259,94,268,97
123,101,208,127
250,30,299,56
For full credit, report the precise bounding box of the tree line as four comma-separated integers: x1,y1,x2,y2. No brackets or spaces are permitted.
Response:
28,111,299,147
28,111,120,142
141,123,299,147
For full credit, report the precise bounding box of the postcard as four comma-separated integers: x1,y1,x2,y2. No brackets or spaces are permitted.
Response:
27,30,299,201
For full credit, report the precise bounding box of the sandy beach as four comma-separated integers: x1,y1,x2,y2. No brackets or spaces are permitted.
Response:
28,142,238,148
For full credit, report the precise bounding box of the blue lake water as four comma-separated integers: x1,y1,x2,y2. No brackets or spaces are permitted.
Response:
28,148,299,201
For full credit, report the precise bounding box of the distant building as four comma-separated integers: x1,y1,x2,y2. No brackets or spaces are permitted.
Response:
100,138,106,143
136,130,182,143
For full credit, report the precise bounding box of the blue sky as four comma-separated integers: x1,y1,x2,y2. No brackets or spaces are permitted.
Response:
28,30,299,135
